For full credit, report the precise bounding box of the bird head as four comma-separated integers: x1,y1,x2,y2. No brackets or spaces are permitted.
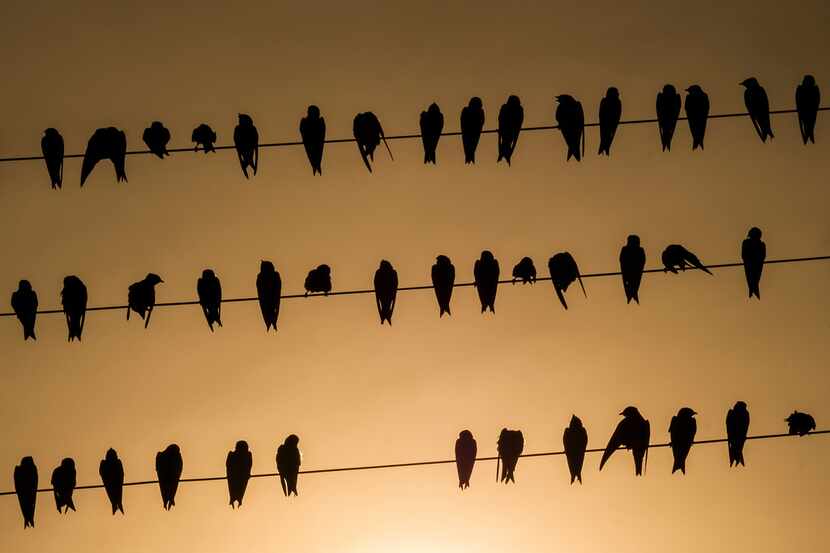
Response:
106,448,118,461
481,250,494,262
735,401,748,410
803,74,816,86
235,440,249,452
626,234,641,247
307,105,320,118
21,456,35,468
238,113,253,126
166,444,180,455
678,407,697,418
317,264,331,276
285,434,300,447
428,102,440,113
151,121,164,130
686,85,703,94
61,458,75,469
44,127,60,138
748,227,762,240
459,429,473,440
507,95,521,106
145,273,164,285
620,406,640,417
18,280,32,291
63,275,79,288
202,269,215,279
662,84,677,95
260,260,275,273
740,77,759,88
556,94,575,104
469,96,483,109
436,254,450,266
569,414,583,428
607,87,619,98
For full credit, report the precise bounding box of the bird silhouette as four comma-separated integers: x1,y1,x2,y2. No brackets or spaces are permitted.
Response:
80,127,127,186
741,77,774,142
460,97,485,163
11,280,38,341
142,121,171,158
511,256,536,284
51,458,76,514
304,264,332,296
300,105,326,175
656,84,682,151
619,235,646,304
726,401,750,467
684,85,710,150
741,227,766,299
256,261,281,331
786,411,816,436
497,428,524,484
455,430,477,489
497,95,523,165
192,124,217,153
563,415,588,484
420,103,444,164
353,112,393,172
233,114,259,178
197,269,222,332
226,440,253,508
61,275,87,342
548,252,586,310
474,250,500,313
127,273,164,328
374,260,398,325
661,244,712,275
99,448,124,515
156,444,183,510
41,128,64,189
555,95,585,161
669,407,697,474
14,456,38,529
276,435,301,497
796,75,820,145
431,255,455,317
598,87,622,155
600,406,651,476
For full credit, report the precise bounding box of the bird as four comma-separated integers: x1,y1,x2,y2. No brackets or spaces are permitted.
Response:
796,75,820,144
353,111,393,172
511,256,536,284
497,95,523,165
80,127,127,186
300,105,326,175
563,415,588,484
233,113,259,178
256,261,281,331
14,456,38,529
474,250,500,313
726,401,750,467
656,84,682,151
197,269,222,331
420,102,444,164
460,97,485,163
127,273,164,328
555,94,585,161
51,458,77,514
496,428,524,484
661,244,712,275
99,448,125,515
455,430,477,490
41,128,64,189
431,255,455,317
61,275,88,342
598,87,622,155
684,85,710,150
276,434,301,497
11,280,38,340
741,227,766,299
192,123,217,153
669,407,697,474
548,252,586,310
619,235,646,304
304,264,332,296
741,78,774,142
142,121,171,158
374,259,398,325
786,411,816,436
226,440,253,508
155,444,183,510
600,406,651,476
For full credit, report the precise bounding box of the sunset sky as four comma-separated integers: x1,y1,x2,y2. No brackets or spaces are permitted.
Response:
1,1,829,552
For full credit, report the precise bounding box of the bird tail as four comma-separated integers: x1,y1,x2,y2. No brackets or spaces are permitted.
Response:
496,455,500,482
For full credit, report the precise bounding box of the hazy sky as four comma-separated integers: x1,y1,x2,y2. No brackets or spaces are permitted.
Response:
1,1,829,552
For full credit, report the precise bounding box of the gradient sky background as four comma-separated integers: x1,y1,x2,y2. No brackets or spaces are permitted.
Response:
1,1,829,552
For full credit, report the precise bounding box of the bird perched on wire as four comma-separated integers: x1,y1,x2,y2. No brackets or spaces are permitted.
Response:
726,401,750,467
192,123,217,153
276,434,301,497
226,440,253,508
420,102,444,164
460,97,485,163
14,456,38,529
741,77,774,142
496,428,524,484
41,128,64,189
600,406,650,476
511,256,536,285
256,261,281,331
374,260,398,325
474,250,500,313
786,411,816,436
99,448,125,515
555,94,585,161
305,264,332,296
455,430,477,489
598,87,622,155
156,444,183,510
548,252,586,310
143,121,171,159
619,235,646,304
197,269,222,332
80,127,127,186
669,407,697,474
497,95,523,165
300,105,326,175
684,85,710,150
431,255,455,317
353,111,393,172
127,273,164,328
563,415,588,484
11,280,38,341
233,113,259,178
61,275,87,342
661,244,712,275
796,75,820,145
741,227,766,299
656,84,681,151
51,458,77,514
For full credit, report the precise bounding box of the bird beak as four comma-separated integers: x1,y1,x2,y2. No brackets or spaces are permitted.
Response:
619,411,624,415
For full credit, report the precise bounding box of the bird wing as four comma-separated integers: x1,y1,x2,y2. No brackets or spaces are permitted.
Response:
599,420,627,470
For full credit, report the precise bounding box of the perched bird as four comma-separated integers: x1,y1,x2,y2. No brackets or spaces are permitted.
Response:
374,260,398,325
61,275,87,342
80,127,127,186
726,401,750,467
304,264,332,295
353,112,393,172
155,444,183,510
192,123,217,153
11,280,38,341
300,105,326,175
796,75,820,144
233,113,259,178
474,250,500,313
14,456,38,529
226,440,253,508
741,227,766,299
497,95,523,165
741,78,774,142
656,84,682,151
41,128,64,189
669,408,697,474
420,103,444,164
555,95,585,161
548,252,586,310
256,261,281,331
431,255,455,317
455,430,477,489
563,415,588,484
661,244,712,275
99,448,125,515
600,406,651,476
786,411,816,436
684,85,710,150
51,458,77,514
460,97,485,163
276,434,301,497
197,269,222,331
511,256,536,285
127,273,164,328
142,121,171,158
619,235,646,304
496,428,524,484
598,87,622,155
